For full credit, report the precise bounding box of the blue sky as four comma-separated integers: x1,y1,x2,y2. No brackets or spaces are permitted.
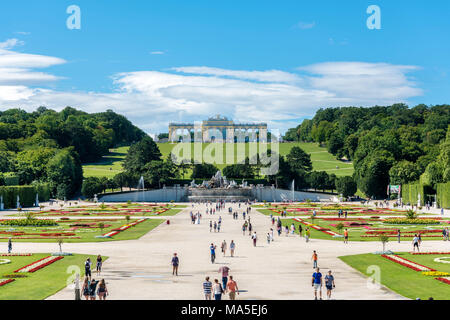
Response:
0,0,449,134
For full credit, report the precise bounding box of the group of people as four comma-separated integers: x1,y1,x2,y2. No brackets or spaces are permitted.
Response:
220,240,236,257
311,251,336,300
80,256,108,300
203,274,239,300
209,216,222,232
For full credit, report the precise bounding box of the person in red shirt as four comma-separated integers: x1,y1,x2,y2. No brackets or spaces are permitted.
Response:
226,275,239,300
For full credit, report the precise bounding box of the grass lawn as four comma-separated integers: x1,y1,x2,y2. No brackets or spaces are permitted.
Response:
280,217,447,242
0,253,103,300
339,253,450,300
82,142,354,178
82,146,128,178
0,218,165,243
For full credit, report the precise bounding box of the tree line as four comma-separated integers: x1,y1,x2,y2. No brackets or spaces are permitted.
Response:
283,104,450,198
0,107,146,199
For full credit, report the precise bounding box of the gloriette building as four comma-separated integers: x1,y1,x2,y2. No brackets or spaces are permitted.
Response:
168,115,268,143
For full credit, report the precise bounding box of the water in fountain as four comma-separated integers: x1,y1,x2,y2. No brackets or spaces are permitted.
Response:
136,176,145,202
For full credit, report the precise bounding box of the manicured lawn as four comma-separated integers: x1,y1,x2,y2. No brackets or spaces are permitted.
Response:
83,142,354,178
0,218,165,243
0,253,103,300
82,146,129,178
339,253,450,300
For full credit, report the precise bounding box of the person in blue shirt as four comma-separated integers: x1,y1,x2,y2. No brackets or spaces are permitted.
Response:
312,267,323,300
210,243,217,263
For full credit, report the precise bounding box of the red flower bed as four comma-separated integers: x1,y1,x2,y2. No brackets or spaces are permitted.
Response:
381,254,435,272
436,277,450,285
0,279,15,287
14,256,64,273
0,253,32,256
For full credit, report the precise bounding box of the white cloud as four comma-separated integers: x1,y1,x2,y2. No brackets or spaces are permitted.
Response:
150,51,165,55
0,38,25,50
172,66,302,83
0,43,423,134
294,21,316,30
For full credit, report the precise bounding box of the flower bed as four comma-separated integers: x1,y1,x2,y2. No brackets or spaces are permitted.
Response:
412,252,450,255
384,218,441,225
103,218,147,237
422,271,450,276
14,256,64,273
0,253,32,256
0,279,15,287
293,218,340,236
435,277,450,285
381,254,435,272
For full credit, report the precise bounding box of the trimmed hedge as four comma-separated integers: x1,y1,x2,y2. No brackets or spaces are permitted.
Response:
0,218,58,227
4,173,19,186
437,182,450,209
401,182,425,206
0,184,51,209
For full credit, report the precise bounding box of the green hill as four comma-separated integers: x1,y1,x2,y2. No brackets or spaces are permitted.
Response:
83,142,353,178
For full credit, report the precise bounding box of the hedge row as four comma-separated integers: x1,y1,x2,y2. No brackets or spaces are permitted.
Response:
401,183,425,206
437,182,450,209
0,184,51,209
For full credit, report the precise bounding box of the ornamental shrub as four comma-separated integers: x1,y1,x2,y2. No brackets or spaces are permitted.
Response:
0,219,58,227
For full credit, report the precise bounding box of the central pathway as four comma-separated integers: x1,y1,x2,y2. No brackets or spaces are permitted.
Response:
10,203,417,300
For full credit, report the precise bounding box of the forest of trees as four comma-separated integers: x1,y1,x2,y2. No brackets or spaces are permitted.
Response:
0,107,146,198
283,104,450,198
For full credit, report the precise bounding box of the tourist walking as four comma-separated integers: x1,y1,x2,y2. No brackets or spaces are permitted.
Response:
7,237,12,253
97,279,108,300
267,233,271,244
446,227,450,241
397,229,401,243
343,229,349,244
210,243,217,263
84,258,92,280
96,255,103,276
82,277,90,300
284,225,289,237
210,221,212,232
203,276,212,300
325,270,335,300
218,265,230,289
270,228,274,241
89,278,99,300
412,234,420,252
312,267,323,300
298,224,303,237
221,240,227,256
171,253,179,276
214,221,217,232
213,279,224,300
305,228,311,242
242,222,247,235
312,251,318,269
248,222,253,235
252,232,257,247
226,275,239,300
230,240,236,257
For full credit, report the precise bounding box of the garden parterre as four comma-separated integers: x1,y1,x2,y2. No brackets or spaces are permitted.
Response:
282,216,450,241
0,253,102,300
0,217,165,242
340,253,450,300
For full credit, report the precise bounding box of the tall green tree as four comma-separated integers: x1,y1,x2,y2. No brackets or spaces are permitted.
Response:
123,136,162,175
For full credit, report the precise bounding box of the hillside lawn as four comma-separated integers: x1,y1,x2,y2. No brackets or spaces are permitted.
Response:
82,142,354,178
339,253,450,300
0,253,104,300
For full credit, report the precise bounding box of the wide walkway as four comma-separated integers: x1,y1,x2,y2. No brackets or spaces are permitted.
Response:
7,202,443,300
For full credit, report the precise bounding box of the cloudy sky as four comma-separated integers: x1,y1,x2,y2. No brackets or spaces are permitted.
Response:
0,0,449,134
